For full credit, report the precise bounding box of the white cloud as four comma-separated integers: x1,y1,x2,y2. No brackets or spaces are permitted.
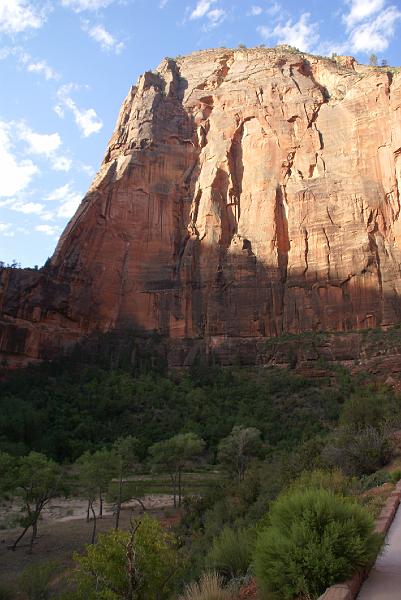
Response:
266,2,281,16
0,223,14,237
343,0,386,29
58,194,82,218
47,183,73,202
61,0,117,11
0,121,39,198
80,163,95,176
35,224,61,236
348,5,401,52
52,156,72,172
17,123,62,157
11,201,45,214
46,182,82,218
247,5,263,16
0,0,45,34
159,0,168,7
257,12,320,52
56,84,103,137
205,8,226,28
190,0,217,19
82,22,124,53
27,60,60,81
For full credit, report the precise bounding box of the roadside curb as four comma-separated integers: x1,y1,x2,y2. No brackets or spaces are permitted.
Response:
318,480,401,600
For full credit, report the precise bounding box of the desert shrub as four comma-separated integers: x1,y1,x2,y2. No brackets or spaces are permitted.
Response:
207,526,253,578
253,488,381,600
19,561,59,600
360,470,390,490
389,469,401,484
322,426,393,476
179,572,232,600
290,468,358,496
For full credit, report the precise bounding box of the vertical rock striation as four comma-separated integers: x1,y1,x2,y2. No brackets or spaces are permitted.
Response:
1,47,401,365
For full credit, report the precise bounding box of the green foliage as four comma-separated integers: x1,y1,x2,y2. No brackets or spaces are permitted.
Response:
389,469,401,484
207,526,253,579
290,468,358,496
339,387,398,431
71,515,179,600
19,561,59,600
323,425,393,476
360,470,390,491
253,488,381,600
0,585,13,600
179,572,232,600
217,426,262,481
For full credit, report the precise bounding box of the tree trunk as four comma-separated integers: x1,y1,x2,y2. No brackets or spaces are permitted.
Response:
86,499,90,523
99,489,103,518
170,473,177,508
10,523,31,551
178,467,182,507
90,500,97,544
115,472,123,530
28,519,38,554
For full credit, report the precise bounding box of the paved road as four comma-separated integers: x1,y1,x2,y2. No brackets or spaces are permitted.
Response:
358,505,401,599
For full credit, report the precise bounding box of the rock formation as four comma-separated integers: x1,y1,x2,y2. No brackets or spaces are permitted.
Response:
1,46,401,366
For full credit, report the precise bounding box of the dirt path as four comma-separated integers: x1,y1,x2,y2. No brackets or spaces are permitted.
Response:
358,504,401,599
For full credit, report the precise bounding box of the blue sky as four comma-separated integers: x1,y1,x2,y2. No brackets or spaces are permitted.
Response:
1,0,400,267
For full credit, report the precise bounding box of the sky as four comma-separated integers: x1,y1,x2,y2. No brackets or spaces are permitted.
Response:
0,0,400,268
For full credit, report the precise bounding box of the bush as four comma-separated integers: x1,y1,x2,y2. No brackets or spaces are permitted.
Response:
360,471,390,490
253,488,381,600
322,426,393,476
19,561,59,600
0,585,13,600
290,468,357,496
207,526,253,579
389,469,401,483
179,572,232,600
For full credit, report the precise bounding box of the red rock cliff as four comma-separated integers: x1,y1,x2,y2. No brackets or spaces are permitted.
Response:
1,47,401,365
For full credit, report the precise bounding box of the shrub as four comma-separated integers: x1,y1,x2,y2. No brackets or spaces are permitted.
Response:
19,561,59,600
290,468,357,496
389,469,401,484
207,526,253,579
253,488,381,600
179,572,232,600
360,470,390,490
0,585,13,600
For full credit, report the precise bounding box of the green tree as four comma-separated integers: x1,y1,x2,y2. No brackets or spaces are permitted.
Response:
149,433,205,507
19,560,59,600
76,449,115,543
71,514,179,600
11,452,64,552
253,488,380,600
217,426,262,482
112,436,141,530
0,451,16,496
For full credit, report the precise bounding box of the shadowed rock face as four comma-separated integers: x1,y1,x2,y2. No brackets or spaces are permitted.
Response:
1,47,401,365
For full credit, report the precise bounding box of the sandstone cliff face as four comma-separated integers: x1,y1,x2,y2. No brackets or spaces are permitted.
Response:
1,47,401,365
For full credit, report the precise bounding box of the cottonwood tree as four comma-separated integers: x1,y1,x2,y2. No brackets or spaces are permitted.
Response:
217,426,262,482
113,436,141,530
71,514,179,600
76,449,114,543
149,433,205,507
10,452,64,552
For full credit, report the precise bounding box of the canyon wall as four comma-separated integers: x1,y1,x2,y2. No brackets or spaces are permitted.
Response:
1,47,401,366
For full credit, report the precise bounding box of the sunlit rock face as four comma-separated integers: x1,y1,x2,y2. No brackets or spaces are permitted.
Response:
1,47,401,365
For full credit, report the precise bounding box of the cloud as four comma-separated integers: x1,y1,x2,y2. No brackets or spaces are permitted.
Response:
0,0,46,34
347,5,401,52
82,21,124,53
11,201,45,214
56,84,103,137
35,224,61,236
257,12,320,52
0,223,14,237
52,156,72,172
0,121,39,198
247,5,263,16
26,60,60,81
46,182,82,218
190,0,217,19
343,0,386,29
61,0,117,11
17,123,62,157
159,0,168,7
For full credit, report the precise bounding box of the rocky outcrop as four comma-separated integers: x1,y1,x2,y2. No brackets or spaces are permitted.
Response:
1,47,401,366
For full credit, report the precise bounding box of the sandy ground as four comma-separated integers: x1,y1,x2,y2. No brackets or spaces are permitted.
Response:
0,495,177,595
358,505,401,599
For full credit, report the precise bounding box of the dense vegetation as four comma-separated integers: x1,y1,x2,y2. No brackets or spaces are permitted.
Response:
1,336,401,599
